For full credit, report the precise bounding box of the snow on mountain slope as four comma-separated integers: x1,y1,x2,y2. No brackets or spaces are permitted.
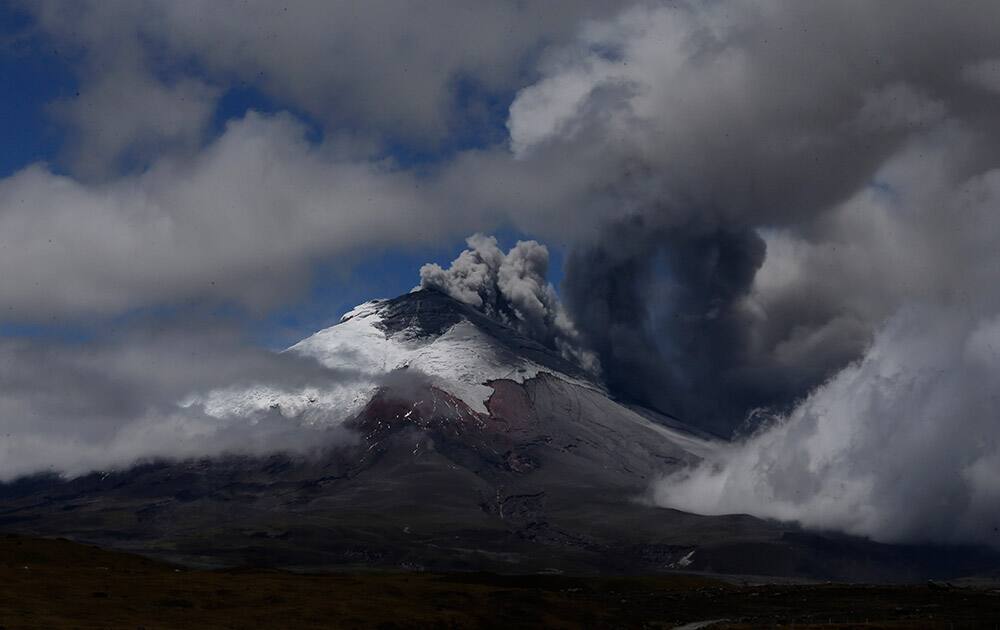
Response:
187,290,601,422
184,288,721,473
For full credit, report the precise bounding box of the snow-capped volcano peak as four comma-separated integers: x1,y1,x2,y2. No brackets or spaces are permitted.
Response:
338,299,386,324
290,289,599,413
190,289,599,421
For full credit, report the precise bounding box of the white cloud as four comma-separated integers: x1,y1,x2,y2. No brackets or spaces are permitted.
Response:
0,112,479,318
656,303,1000,546
654,135,1000,546
28,0,619,146
50,65,220,179
0,326,361,481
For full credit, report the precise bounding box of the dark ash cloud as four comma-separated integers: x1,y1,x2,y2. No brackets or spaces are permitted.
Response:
489,1,1000,545
562,223,766,436
499,1,1000,434
653,131,1000,547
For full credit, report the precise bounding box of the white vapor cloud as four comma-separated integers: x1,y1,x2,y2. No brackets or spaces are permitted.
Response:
0,112,478,318
656,303,1000,547
50,64,220,180
26,0,619,149
655,131,1000,547
0,324,362,481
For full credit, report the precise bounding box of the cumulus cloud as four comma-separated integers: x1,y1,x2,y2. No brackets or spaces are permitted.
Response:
50,64,220,180
1,1,631,323
25,0,618,148
0,111,482,319
419,234,595,370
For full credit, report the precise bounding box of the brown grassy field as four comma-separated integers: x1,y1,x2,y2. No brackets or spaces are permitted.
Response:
1,534,999,628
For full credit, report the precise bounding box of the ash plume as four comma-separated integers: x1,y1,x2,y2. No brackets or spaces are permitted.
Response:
563,223,767,436
493,1,1000,544
500,1,1000,434
419,234,596,371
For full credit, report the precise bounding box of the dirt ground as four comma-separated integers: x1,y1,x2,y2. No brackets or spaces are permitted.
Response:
1,534,998,628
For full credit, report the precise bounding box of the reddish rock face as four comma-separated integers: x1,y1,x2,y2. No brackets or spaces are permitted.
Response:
352,377,543,441
348,368,710,486
352,383,485,436
484,379,537,435
349,380,536,475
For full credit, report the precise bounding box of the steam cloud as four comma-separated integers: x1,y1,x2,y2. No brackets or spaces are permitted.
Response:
652,132,1000,547
419,234,596,370
656,303,1000,547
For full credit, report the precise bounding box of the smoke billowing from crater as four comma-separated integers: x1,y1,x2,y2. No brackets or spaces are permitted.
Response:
492,1,1000,544
500,1,1000,432
419,234,596,371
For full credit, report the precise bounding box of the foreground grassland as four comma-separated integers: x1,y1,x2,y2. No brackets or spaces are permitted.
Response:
1,534,999,628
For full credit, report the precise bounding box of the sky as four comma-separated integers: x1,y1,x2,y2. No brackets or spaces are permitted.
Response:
0,2,564,345
4,0,1000,548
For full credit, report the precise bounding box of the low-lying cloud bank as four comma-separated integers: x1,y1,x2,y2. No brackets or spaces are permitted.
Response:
656,303,1000,547
0,325,362,481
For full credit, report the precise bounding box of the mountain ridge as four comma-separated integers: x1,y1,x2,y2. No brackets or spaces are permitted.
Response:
2,288,998,581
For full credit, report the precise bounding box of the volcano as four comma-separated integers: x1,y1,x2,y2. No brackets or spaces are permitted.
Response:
1,289,996,580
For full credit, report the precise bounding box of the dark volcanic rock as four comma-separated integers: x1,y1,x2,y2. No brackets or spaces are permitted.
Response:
372,288,592,382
